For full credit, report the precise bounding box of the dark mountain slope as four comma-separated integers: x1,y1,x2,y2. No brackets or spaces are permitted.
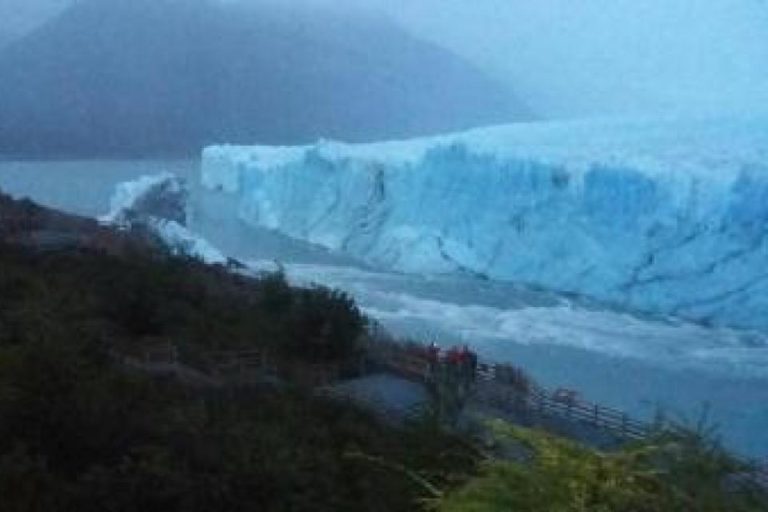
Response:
0,0,529,158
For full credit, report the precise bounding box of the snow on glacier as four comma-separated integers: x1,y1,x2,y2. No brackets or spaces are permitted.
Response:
201,116,768,330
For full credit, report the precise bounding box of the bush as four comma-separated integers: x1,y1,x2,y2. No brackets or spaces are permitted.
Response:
435,421,768,512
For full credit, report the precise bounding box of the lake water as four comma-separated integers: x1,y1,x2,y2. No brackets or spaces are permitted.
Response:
1,159,766,458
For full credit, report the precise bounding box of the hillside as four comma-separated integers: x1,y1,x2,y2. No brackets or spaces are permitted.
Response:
0,0,69,50
0,190,481,510
0,0,527,158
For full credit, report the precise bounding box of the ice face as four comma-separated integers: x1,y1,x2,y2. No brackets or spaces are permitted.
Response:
201,116,768,330
147,217,228,265
102,172,227,265
100,171,189,227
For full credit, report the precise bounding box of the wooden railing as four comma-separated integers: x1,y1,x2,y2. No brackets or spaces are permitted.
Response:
524,389,649,439
143,341,180,365
204,348,343,388
122,343,343,388
379,350,433,381
474,362,650,439
366,338,651,440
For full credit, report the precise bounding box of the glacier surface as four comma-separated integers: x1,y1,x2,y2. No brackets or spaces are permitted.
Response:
202,116,768,330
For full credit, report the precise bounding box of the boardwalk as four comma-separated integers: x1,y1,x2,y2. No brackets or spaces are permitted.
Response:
366,338,649,439
323,374,430,423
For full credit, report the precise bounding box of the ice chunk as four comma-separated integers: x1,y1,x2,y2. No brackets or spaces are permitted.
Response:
102,173,226,265
148,218,227,265
100,172,188,227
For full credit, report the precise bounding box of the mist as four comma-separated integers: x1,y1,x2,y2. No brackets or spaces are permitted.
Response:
2,0,767,120
0,0,525,157
380,0,768,118
0,0,71,44
237,0,768,118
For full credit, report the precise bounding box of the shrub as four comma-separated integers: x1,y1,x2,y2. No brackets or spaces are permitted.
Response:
435,421,768,512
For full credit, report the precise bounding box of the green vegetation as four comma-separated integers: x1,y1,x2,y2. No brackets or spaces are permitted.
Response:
0,239,365,363
435,421,768,512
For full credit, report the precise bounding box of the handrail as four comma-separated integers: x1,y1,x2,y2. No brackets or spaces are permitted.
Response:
366,339,653,440
202,347,343,387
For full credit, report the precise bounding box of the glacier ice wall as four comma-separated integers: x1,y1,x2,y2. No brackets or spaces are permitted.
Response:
100,172,189,227
201,117,768,329
102,172,227,265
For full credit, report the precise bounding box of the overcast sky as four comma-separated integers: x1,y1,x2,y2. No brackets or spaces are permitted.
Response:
356,0,768,118
3,0,768,119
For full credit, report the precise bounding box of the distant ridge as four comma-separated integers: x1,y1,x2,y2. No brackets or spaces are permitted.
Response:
0,0,529,158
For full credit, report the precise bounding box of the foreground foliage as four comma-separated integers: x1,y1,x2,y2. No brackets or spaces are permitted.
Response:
0,241,365,362
436,421,767,512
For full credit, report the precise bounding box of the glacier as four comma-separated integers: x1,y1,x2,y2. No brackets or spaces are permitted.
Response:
100,171,189,227
201,116,768,330
101,172,227,265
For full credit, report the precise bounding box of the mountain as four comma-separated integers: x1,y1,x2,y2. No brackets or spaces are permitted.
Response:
0,0,70,49
0,0,528,158
201,115,768,331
